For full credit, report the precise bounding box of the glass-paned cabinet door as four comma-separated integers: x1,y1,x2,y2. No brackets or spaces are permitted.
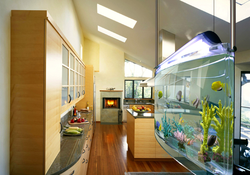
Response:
75,86,78,99
75,59,78,72
62,67,68,85
70,53,74,69
62,87,68,106
62,45,69,66
83,85,85,97
70,87,74,102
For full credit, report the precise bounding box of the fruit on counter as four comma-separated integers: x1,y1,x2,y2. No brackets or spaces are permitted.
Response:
71,119,74,123
132,105,150,112
64,126,83,135
81,118,85,122
66,130,80,135
77,118,81,123
68,127,79,130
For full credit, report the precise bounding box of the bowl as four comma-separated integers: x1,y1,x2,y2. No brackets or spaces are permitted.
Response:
132,109,149,115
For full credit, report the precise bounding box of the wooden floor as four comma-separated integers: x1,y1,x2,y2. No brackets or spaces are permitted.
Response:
87,123,189,175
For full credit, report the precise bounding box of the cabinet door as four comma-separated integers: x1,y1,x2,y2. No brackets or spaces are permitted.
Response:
62,45,70,106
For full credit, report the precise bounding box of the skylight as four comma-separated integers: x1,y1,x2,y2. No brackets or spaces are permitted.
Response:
97,4,137,28
98,26,127,42
180,0,250,23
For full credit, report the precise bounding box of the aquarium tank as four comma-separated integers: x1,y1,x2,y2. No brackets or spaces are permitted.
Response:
154,31,234,175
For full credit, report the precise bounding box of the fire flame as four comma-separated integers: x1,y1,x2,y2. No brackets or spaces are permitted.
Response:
107,100,114,106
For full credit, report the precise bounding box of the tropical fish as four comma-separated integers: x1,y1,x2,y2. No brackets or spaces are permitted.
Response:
187,139,195,146
207,135,217,147
179,117,184,124
211,81,224,91
159,124,162,131
211,81,231,98
176,91,182,101
192,98,200,108
156,121,160,129
158,91,163,99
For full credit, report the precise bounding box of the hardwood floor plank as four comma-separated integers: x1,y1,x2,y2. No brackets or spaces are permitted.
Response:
87,123,189,175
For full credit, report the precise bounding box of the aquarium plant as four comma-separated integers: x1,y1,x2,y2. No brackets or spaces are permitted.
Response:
198,98,215,162
183,124,195,144
174,130,186,150
172,116,183,132
211,100,234,161
161,111,172,138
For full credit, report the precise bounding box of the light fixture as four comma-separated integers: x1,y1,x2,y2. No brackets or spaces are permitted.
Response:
98,26,127,42
97,4,137,28
180,0,250,23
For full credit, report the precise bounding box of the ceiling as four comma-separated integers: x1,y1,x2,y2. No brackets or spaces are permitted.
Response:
73,0,250,69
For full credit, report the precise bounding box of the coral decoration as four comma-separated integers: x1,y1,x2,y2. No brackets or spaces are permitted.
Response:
161,111,172,137
174,130,185,144
211,100,234,156
199,98,216,154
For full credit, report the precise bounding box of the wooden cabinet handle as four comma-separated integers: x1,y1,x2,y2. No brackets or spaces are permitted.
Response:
82,149,85,154
86,144,88,148
82,90,85,95
82,158,85,164
86,159,88,164
78,92,80,98
70,170,75,175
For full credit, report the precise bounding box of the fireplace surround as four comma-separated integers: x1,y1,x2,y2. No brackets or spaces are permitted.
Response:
100,90,123,123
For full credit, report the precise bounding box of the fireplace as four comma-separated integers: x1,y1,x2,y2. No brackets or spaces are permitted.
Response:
100,90,123,123
103,98,120,109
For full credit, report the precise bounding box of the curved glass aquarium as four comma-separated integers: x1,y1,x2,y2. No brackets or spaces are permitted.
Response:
154,31,234,175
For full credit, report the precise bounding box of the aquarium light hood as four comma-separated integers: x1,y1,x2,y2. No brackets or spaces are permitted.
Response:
139,77,155,87
156,31,222,75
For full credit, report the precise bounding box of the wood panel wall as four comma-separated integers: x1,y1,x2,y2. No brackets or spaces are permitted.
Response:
10,11,46,175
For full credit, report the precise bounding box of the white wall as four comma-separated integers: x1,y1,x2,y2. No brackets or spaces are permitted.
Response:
0,1,83,174
94,43,125,121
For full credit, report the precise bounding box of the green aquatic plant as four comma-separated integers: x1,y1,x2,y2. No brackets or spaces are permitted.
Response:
172,116,183,133
211,100,234,156
183,124,195,140
199,98,216,155
161,111,172,138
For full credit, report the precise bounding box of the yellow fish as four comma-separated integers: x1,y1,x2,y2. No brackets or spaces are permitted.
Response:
179,117,184,124
159,124,162,131
211,81,224,91
211,81,231,98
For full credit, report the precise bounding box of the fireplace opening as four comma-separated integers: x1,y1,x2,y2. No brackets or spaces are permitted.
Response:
103,98,120,109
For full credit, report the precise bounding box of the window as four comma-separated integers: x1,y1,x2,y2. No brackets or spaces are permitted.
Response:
125,60,153,77
239,72,250,170
125,80,152,99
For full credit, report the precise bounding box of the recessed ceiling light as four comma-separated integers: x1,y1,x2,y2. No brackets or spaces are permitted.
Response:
98,26,127,42
97,4,137,28
180,0,250,23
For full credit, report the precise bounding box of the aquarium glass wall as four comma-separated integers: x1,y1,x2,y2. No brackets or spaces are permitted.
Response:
154,40,234,174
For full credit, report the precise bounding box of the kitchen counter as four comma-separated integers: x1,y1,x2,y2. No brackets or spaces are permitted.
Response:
127,109,170,159
46,111,93,175
124,102,154,105
127,109,154,118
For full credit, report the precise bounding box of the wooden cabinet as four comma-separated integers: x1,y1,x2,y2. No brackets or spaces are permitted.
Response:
127,111,171,159
129,104,154,113
10,10,85,175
